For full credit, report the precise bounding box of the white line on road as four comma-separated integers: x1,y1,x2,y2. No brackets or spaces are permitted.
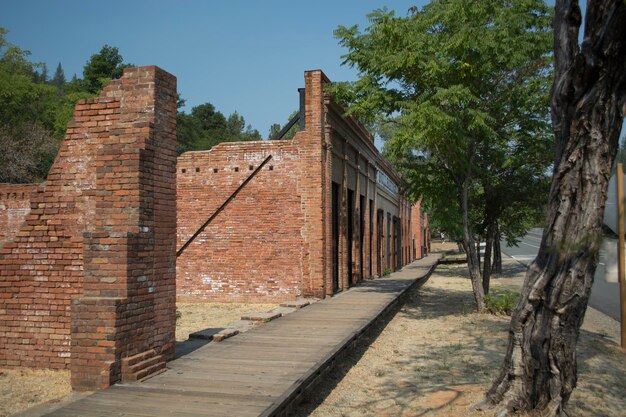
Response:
520,241,541,249
511,255,536,261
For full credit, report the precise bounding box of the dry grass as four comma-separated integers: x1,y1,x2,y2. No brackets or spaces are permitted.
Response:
292,249,626,417
0,368,71,417
175,302,279,341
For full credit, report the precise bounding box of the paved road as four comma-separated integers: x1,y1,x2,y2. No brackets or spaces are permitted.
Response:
502,228,621,321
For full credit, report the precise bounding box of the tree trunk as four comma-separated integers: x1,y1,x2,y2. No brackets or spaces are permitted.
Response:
462,176,486,310
492,229,502,275
476,237,482,270
481,2,626,416
482,223,496,295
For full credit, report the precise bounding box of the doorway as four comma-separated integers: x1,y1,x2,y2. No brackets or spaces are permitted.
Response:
331,182,339,292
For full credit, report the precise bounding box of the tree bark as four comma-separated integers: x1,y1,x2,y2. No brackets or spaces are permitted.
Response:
492,229,502,275
482,1,626,416
462,176,486,310
482,222,497,295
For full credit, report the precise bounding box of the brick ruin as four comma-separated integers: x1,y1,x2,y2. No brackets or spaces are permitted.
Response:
0,67,428,390
0,66,178,390
177,70,428,302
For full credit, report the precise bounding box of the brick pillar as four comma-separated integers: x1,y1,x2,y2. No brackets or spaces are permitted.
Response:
70,66,177,390
300,70,328,298
412,200,423,259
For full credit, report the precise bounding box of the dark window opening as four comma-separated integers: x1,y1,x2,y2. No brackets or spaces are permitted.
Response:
377,209,384,276
369,199,374,278
387,212,391,270
347,189,354,286
359,195,365,282
331,182,340,293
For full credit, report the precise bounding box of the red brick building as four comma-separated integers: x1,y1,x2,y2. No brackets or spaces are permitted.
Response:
0,67,428,389
177,70,427,302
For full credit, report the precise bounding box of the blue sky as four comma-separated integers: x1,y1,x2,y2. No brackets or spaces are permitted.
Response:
1,0,423,138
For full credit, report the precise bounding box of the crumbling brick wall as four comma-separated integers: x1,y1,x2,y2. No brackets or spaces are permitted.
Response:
0,66,177,391
0,183,38,248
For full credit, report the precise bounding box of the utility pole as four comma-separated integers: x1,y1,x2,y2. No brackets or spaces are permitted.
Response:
616,163,626,350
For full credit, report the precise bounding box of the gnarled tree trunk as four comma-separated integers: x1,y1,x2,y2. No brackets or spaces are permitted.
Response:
482,1,626,416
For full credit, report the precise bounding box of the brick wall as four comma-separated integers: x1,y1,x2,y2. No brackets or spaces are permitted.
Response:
177,141,305,302
0,97,103,369
0,183,38,248
176,69,424,303
176,70,333,302
0,66,177,391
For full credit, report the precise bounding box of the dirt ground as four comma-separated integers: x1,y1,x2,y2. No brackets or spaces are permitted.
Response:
293,244,626,417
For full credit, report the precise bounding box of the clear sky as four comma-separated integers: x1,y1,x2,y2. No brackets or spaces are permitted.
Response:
1,0,424,138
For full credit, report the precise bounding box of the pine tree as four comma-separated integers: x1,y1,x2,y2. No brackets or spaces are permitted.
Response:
39,63,48,83
51,62,65,90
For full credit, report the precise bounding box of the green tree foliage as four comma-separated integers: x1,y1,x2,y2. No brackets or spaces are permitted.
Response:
0,28,263,180
0,122,59,183
0,28,60,182
0,29,56,129
176,102,261,155
51,62,65,92
0,29,134,183
82,44,131,93
269,110,299,140
334,0,553,309
268,123,281,139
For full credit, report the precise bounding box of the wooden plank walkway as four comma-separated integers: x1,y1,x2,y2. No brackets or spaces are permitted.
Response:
43,254,439,417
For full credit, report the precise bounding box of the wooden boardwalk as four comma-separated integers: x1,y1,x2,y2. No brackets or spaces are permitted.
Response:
43,254,439,417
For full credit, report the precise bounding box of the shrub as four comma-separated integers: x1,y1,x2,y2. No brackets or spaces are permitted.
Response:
383,267,392,277
485,290,519,315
